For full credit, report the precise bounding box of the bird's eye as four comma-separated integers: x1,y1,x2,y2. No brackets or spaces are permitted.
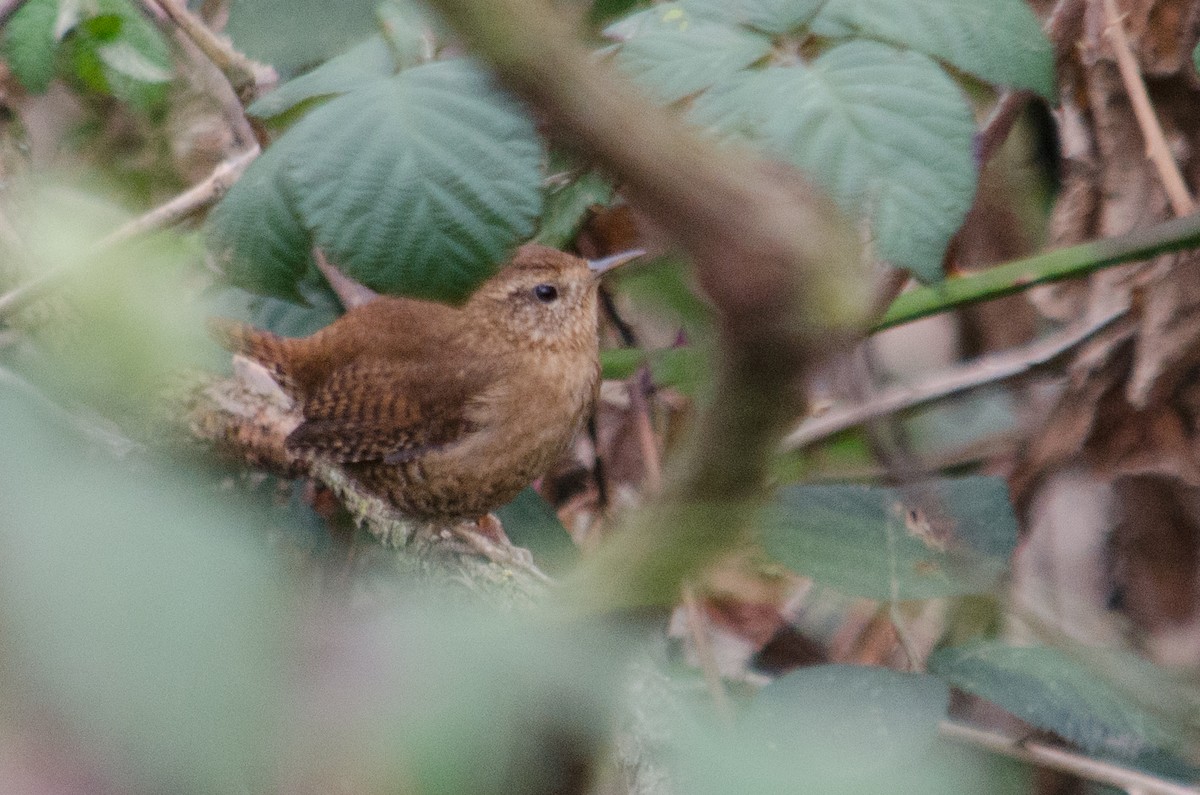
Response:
532,284,559,303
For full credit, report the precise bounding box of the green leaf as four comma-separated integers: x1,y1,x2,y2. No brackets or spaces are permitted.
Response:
534,169,614,248
759,476,1017,600
673,664,1028,794
281,59,543,302
811,0,1055,99
248,35,398,121
3,0,59,93
0,390,290,791
691,40,977,282
495,487,579,574
208,142,315,301
203,267,343,342
930,642,1200,758
611,5,773,103
58,0,172,110
96,39,172,83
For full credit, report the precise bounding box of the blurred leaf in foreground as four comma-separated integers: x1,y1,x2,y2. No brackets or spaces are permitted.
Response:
0,387,293,792
7,182,214,426
760,476,1018,600
289,602,635,794
671,664,1027,794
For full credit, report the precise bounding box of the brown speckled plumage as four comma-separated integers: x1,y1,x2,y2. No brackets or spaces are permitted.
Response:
218,244,605,520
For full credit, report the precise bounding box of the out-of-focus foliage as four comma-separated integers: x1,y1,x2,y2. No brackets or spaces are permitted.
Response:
4,183,215,423
3,0,171,111
298,604,633,794
759,477,1017,600
0,373,291,792
671,664,1028,793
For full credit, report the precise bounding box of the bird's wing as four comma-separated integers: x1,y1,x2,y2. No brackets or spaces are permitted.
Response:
285,357,494,464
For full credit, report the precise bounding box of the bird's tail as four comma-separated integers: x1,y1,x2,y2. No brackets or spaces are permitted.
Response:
208,318,298,393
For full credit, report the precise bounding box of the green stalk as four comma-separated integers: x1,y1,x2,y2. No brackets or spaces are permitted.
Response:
876,212,1200,331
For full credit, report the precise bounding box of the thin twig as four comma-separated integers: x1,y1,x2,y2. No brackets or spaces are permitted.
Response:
98,146,258,249
314,248,378,310
151,0,275,102
784,305,1128,451
0,146,259,321
1102,0,1195,217
974,90,1033,170
939,721,1198,795
138,0,258,148
628,366,663,494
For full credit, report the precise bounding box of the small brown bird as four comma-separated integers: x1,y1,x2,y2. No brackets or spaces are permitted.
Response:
218,244,640,521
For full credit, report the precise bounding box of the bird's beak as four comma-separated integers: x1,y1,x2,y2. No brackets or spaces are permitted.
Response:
587,249,645,278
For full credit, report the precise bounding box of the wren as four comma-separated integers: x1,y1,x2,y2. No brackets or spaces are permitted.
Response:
217,244,639,521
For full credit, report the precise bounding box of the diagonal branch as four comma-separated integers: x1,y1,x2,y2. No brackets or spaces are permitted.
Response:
1101,0,1195,217
784,305,1129,451
940,721,1197,795
150,0,275,102
422,0,868,608
0,146,258,321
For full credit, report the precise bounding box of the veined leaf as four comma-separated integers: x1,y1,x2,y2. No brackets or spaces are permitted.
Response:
281,59,542,302
611,5,773,103
3,0,59,93
690,0,825,33
759,476,1016,600
931,642,1200,759
811,0,1054,98
691,40,976,282
208,142,314,302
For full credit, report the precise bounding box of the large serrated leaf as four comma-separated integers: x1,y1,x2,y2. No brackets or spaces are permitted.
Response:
759,476,1016,600
3,0,59,93
930,642,1200,759
281,59,543,302
248,35,398,121
207,143,314,301
811,0,1054,99
691,40,976,282
611,5,773,103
